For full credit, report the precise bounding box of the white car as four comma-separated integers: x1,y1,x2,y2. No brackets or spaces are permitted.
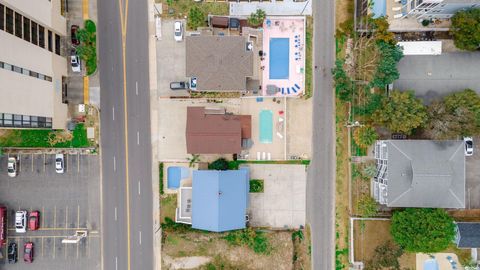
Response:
15,211,27,233
464,137,473,156
55,154,64,174
7,157,17,178
174,21,183,42
70,54,81,73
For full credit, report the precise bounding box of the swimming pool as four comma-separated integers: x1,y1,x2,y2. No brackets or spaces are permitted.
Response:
269,38,289,80
167,166,190,189
259,110,273,144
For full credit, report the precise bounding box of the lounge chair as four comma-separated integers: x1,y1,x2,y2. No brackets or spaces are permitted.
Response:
281,88,285,95
392,6,401,11
287,88,291,94
292,87,297,93
294,83,300,89
257,152,261,160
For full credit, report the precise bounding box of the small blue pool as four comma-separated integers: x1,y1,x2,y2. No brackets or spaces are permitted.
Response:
259,110,273,144
167,166,190,189
269,38,290,80
423,259,439,270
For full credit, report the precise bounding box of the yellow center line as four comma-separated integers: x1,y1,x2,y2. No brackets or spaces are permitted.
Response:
117,0,131,269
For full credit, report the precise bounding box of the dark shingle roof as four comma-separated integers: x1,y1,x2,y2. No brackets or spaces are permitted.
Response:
457,222,480,248
186,36,253,91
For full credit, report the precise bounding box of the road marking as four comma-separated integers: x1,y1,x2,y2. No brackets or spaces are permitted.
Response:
112,107,115,121
77,205,80,259
41,236,44,257
19,154,22,172
139,231,142,245
43,154,46,172
135,81,138,95
137,131,140,145
31,154,34,172
54,206,57,229
53,235,56,259
115,207,118,221
138,181,141,195
65,206,69,258
113,156,116,172
115,256,118,270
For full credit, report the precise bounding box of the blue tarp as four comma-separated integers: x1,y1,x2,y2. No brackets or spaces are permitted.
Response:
192,170,249,232
371,0,387,18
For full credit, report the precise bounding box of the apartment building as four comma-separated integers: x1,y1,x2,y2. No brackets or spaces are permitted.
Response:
0,0,68,129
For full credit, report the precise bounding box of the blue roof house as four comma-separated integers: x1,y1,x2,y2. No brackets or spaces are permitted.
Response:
191,169,249,232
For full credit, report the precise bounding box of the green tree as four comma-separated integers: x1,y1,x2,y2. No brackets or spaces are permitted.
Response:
425,100,462,139
208,158,229,170
451,8,480,51
370,41,403,88
187,6,205,30
390,208,455,253
332,59,353,102
373,90,427,134
443,89,480,136
365,241,404,270
372,17,396,45
247,9,266,27
353,126,378,148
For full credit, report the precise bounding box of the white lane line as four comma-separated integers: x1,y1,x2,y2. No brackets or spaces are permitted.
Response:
113,156,116,172
115,256,118,270
139,231,142,245
114,207,117,221
135,81,138,95
137,131,140,145
112,107,115,121
138,181,141,195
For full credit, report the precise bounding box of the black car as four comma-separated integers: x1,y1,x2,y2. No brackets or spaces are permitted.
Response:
8,242,17,264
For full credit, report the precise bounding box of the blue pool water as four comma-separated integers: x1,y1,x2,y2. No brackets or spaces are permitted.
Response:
259,110,273,144
167,166,190,189
269,38,289,79
423,259,439,270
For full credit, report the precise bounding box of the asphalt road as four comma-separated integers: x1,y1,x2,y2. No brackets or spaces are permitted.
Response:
307,0,336,269
98,0,154,269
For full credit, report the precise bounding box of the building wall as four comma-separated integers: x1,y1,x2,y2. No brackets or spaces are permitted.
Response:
0,0,68,129
410,1,480,19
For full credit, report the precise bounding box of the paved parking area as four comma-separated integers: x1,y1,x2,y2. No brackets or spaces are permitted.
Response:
156,19,188,97
246,164,306,229
394,53,480,104
0,154,101,270
466,137,480,209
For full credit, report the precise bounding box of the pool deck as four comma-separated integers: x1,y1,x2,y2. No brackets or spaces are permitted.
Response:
416,253,464,270
261,16,306,97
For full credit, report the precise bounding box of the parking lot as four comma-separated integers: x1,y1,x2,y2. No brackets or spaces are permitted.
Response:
466,137,480,209
0,154,101,270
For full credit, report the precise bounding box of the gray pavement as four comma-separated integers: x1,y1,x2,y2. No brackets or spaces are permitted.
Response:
394,52,480,104
0,154,101,270
98,0,154,270
466,137,480,209
307,0,336,269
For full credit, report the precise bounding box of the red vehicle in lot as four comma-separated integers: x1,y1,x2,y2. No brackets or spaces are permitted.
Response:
71,25,80,46
28,211,39,231
23,242,34,263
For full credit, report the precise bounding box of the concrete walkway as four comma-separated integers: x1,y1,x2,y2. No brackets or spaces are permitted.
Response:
229,0,312,16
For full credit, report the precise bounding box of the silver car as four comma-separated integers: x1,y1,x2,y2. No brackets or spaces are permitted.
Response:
55,154,64,174
7,157,17,178
174,21,183,42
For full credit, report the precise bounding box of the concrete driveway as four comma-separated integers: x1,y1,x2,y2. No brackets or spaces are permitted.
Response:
466,137,480,209
247,164,306,229
156,19,188,97
394,52,480,104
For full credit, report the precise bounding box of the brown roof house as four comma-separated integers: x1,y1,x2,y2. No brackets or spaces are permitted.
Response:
186,107,251,154
186,36,253,91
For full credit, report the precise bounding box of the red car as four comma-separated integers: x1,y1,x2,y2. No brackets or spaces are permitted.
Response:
28,211,39,231
23,242,34,263
71,25,80,46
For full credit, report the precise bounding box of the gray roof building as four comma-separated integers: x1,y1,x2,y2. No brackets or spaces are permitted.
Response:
373,140,465,208
186,36,253,91
456,222,480,248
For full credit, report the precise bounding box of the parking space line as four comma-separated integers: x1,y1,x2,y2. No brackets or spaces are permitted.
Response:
53,236,56,259
137,131,140,145
78,154,81,173
41,236,44,257
31,154,34,172
43,154,46,172
113,156,116,172
138,181,141,195
19,154,22,172
136,81,138,95
77,205,80,259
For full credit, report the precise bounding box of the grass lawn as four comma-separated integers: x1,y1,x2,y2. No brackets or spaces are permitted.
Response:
304,17,313,99
0,124,91,148
161,194,177,223
161,0,229,25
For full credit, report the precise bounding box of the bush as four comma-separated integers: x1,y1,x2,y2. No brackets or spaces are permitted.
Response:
422,19,431,26
370,41,403,89
391,208,455,253
353,126,378,148
365,241,404,270
451,8,480,51
357,195,378,217
159,163,164,195
161,217,193,233
249,179,264,193
76,20,97,76
247,9,266,27
208,158,229,170
332,59,353,102
187,6,205,30
224,228,271,254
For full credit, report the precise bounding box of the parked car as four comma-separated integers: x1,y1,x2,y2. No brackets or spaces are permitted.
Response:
55,154,64,174
70,49,81,73
8,242,17,264
7,157,17,177
23,242,34,263
174,21,183,42
15,211,27,233
28,211,40,231
464,137,473,156
170,81,189,90
71,25,80,46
